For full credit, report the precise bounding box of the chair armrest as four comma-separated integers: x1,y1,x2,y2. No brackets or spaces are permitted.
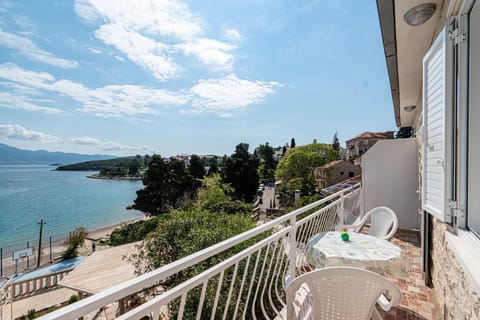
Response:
337,221,363,233
376,293,393,311
285,275,293,288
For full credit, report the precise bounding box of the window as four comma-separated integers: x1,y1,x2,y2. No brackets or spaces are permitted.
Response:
340,171,344,175
349,172,354,178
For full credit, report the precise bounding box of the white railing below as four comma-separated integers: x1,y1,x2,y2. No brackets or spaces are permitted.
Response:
39,185,361,320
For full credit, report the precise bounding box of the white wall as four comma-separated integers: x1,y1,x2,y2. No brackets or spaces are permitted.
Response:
362,138,419,229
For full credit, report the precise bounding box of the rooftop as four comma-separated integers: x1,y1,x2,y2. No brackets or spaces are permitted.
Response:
347,131,394,142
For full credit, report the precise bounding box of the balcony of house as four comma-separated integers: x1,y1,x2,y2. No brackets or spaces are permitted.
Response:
23,167,438,320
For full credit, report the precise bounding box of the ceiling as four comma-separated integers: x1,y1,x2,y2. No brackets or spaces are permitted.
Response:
378,0,447,127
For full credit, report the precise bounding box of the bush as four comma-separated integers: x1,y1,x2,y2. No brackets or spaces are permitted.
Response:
27,309,36,320
62,227,87,260
208,200,252,215
299,193,325,207
128,209,262,318
110,218,160,246
68,294,79,304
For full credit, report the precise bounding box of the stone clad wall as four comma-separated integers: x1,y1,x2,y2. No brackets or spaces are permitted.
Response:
430,218,480,319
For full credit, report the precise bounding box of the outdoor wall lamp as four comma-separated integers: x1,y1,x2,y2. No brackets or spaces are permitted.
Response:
403,105,416,112
404,3,437,26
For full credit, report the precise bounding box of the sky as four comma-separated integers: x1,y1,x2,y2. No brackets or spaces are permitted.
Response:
0,0,396,157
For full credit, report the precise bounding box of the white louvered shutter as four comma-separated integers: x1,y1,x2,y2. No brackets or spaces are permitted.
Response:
422,28,453,222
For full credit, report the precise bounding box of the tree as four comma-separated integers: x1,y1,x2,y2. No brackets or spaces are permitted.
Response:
62,227,88,259
275,143,337,195
144,154,151,167
188,155,206,179
332,132,340,154
133,155,196,215
196,174,233,210
128,209,257,319
290,137,296,148
196,174,252,215
221,143,259,202
256,142,277,182
129,157,142,175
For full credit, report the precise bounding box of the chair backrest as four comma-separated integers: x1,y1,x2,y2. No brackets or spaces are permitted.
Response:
286,267,401,320
366,207,398,240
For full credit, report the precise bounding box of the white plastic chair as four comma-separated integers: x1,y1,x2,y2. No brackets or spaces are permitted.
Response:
346,206,398,240
285,267,401,320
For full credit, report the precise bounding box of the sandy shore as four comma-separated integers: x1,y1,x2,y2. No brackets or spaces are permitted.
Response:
85,216,149,240
1,216,149,279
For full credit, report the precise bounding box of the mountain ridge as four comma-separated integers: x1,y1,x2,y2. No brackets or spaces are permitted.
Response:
0,143,115,165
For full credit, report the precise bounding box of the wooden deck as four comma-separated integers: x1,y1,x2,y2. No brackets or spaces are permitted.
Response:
59,242,139,294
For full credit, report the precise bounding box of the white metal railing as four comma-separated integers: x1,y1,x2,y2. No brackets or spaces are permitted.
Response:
10,269,72,299
39,185,361,320
0,278,13,320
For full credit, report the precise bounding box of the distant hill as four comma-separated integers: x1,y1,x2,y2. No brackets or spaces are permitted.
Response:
0,143,115,165
57,157,137,171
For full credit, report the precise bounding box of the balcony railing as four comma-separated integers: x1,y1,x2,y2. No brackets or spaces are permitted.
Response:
39,185,361,320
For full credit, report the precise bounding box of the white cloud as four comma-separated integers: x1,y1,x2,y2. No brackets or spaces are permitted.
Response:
0,124,62,143
0,125,145,152
89,47,103,54
71,136,146,151
114,55,125,61
74,0,237,76
70,136,102,145
75,0,203,40
0,30,79,68
0,81,41,95
0,64,281,117
225,29,242,41
95,23,178,81
176,38,235,71
0,92,63,114
79,84,187,117
102,141,147,151
189,74,281,116
0,63,186,118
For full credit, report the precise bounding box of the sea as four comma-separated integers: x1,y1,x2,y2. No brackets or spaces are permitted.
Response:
0,165,144,250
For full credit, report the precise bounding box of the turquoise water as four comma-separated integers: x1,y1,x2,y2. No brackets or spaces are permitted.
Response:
0,165,143,249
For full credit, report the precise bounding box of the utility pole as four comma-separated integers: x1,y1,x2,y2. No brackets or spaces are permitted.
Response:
37,220,45,268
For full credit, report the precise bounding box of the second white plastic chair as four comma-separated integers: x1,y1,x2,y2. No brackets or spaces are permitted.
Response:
347,206,399,240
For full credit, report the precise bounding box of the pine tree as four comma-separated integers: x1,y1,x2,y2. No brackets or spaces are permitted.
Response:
332,132,340,152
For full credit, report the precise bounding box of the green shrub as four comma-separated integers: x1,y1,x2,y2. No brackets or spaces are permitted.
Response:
110,217,160,246
27,309,36,320
68,294,79,304
128,209,264,318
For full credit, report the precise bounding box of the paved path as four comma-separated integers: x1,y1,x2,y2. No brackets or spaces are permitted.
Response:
1,288,76,320
260,187,276,209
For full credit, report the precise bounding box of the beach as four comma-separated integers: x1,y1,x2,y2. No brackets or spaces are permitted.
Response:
1,216,149,279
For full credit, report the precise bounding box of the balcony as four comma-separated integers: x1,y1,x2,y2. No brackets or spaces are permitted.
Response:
24,185,434,320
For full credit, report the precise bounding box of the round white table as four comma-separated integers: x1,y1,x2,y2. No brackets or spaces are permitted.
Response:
306,231,408,277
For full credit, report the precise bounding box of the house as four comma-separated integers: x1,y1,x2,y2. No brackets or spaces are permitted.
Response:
314,160,362,188
345,131,394,159
375,0,480,318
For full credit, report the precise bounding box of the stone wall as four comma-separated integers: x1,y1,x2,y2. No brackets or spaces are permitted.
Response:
430,217,480,319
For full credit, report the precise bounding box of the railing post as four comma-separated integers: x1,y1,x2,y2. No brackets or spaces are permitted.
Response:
339,191,345,225
288,216,297,278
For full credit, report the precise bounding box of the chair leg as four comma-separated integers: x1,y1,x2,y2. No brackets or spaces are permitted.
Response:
371,307,383,320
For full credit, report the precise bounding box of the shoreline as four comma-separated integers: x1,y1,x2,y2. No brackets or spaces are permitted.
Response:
87,174,143,181
1,216,149,255
0,216,149,279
